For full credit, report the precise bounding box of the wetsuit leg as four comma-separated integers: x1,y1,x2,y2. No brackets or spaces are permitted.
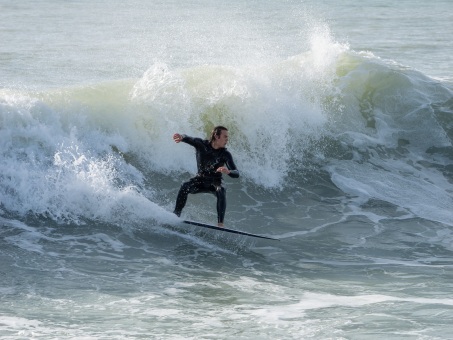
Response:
173,179,203,217
215,186,227,224
174,178,227,223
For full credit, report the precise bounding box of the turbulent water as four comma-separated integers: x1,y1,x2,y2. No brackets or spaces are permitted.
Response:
1,0,453,339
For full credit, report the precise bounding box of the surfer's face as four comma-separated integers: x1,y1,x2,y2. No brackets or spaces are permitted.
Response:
215,130,229,148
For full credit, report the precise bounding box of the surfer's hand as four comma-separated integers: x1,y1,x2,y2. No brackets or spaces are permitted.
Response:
216,166,230,174
173,133,183,143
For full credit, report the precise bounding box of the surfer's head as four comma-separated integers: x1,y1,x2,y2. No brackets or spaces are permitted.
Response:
210,126,229,148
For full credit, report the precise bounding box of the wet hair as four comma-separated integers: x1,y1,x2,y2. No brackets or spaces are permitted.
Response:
209,126,228,143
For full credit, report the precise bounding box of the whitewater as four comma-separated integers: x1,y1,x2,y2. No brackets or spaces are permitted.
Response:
1,0,453,339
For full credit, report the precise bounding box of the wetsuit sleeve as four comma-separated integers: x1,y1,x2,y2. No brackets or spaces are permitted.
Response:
224,151,240,178
181,135,204,148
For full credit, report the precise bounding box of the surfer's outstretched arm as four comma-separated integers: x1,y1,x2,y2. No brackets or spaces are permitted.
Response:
173,133,204,148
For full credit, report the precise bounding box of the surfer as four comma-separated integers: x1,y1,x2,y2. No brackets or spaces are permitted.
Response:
172,126,240,227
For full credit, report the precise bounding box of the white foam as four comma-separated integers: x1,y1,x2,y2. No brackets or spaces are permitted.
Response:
329,158,453,226
246,291,453,323
0,316,42,329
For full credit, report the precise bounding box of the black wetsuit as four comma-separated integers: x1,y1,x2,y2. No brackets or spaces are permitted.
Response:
173,135,239,224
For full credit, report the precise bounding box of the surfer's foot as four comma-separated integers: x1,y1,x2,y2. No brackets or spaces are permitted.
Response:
217,223,224,228
173,210,181,217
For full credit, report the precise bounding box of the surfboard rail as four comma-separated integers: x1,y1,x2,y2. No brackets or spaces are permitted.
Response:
182,220,279,241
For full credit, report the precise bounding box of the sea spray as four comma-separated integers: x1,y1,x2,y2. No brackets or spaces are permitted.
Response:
128,27,347,187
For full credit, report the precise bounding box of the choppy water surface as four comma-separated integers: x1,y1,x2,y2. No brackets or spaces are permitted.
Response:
1,0,453,338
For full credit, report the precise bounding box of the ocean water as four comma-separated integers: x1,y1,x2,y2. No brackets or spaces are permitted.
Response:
1,0,453,339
